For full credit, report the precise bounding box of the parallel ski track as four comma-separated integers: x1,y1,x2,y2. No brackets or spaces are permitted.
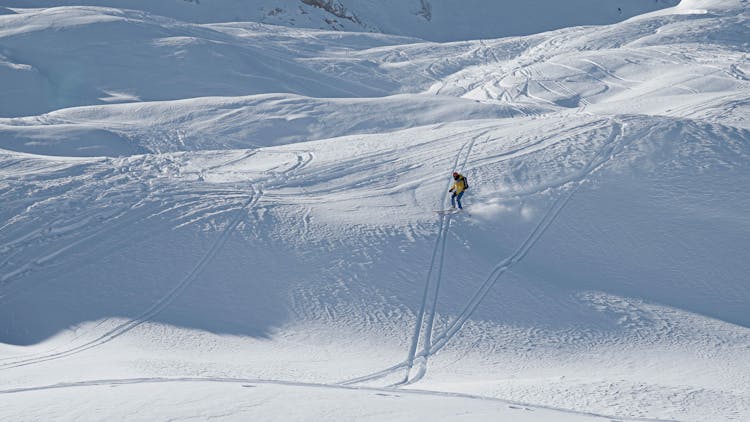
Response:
394,138,475,385
397,214,447,385
342,137,477,387
406,136,477,385
426,120,625,357
342,119,625,387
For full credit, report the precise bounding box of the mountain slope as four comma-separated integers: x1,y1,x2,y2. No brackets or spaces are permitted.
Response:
1,0,749,421
4,0,681,41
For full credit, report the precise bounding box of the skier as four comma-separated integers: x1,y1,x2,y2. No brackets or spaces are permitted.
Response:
449,171,468,210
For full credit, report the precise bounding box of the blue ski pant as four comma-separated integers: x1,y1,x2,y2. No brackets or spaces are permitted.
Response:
451,191,464,209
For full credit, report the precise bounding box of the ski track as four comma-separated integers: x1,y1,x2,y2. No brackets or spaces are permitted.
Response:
0,150,314,370
427,120,625,356
0,150,308,290
0,177,154,296
0,187,261,371
395,213,448,386
0,377,677,422
343,136,477,387
0,204,150,287
198,150,258,177
343,118,625,388
0,6,748,420
412,136,476,382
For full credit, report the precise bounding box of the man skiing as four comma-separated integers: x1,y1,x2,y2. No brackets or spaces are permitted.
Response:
449,171,468,210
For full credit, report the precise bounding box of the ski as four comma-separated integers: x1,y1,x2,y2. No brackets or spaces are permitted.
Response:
434,209,463,215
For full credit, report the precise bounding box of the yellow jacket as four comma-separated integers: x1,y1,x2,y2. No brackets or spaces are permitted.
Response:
450,174,467,194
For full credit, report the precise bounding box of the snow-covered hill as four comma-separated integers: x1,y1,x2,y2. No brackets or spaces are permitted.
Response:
3,0,681,41
1,0,749,421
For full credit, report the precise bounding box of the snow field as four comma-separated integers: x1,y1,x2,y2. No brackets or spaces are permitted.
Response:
1,0,749,420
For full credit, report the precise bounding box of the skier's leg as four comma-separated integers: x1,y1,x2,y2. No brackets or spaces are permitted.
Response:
451,192,457,208
457,191,464,209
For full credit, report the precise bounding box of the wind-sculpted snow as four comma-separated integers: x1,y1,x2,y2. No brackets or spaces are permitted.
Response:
0,94,547,156
1,1,749,421
0,7,409,117
2,113,749,419
3,0,681,41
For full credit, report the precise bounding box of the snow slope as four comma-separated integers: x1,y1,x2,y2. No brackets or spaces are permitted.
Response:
1,0,750,421
4,0,681,41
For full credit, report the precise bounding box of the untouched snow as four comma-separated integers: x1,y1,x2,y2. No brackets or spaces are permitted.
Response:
1,0,750,421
